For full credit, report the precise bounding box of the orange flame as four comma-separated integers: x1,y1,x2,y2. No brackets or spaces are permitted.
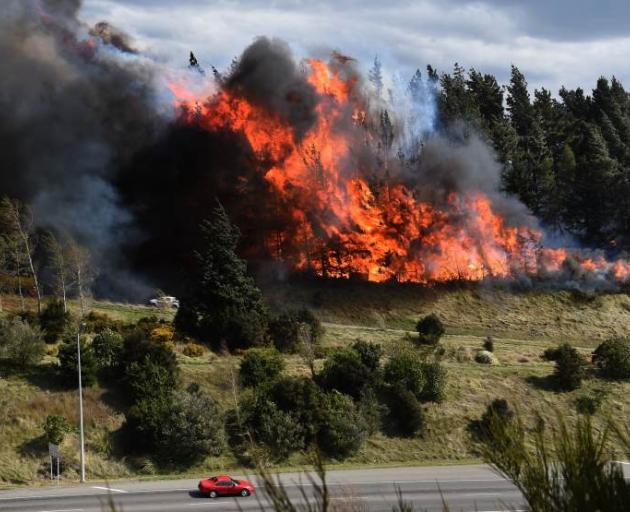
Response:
170,60,630,285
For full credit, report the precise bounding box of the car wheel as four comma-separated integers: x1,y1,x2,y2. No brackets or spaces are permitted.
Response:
209,491,218,498
241,489,250,497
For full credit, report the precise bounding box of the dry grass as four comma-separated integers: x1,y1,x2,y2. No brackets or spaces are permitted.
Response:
3,284,630,485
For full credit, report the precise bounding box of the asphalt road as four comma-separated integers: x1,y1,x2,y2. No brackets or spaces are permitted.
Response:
0,465,529,512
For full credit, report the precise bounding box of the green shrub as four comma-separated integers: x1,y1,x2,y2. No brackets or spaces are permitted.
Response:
39,300,72,344
351,340,383,372
0,318,45,369
592,337,630,380
240,348,284,388
182,342,204,357
483,336,494,352
358,387,387,435
542,346,561,361
122,329,178,377
269,308,323,353
92,329,123,379
156,388,224,464
270,377,323,443
383,351,425,398
474,398,514,441
126,359,177,404
553,343,585,391
475,350,499,365
83,311,123,334
418,362,447,403
317,391,368,458
57,336,98,387
43,415,71,445
386,386,425,437
319,347,374,399
416,314,445,345
235,395,304,461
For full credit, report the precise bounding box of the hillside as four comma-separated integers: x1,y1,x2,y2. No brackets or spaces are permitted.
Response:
2,284,630,486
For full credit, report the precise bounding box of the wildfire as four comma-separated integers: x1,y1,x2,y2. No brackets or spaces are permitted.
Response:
171,58,630,285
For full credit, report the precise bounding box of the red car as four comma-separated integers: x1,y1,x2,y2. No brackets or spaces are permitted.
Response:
198,475,255,498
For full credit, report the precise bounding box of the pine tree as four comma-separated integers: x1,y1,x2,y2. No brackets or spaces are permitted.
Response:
175,201,268,350
368,56,383,99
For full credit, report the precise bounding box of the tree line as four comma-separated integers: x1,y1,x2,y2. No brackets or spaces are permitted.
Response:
370,59,630,249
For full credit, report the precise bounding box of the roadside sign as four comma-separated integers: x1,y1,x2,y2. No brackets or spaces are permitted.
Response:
48,443,59,458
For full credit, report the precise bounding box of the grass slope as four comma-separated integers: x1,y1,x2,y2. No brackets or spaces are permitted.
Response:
2,284,630,486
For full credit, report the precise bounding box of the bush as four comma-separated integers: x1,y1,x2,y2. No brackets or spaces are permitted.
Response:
383,351,425,398
474,398,514,441
122,329,178,377
358,387,387,435
43,415,71,445
416,314,445,346
39,300,72,344
239,348,284,388
542,346,561,361
92,329,123,378
121,329,179,402
156,388,224,464
553,343,585,391
83,311,123,334
58,336,98,387
475,350,499,365
418,362,447,403
592,337,630,380
269,308,323,353
0,318,45,369
319,347,375,399
270,377,324,443
483,336,494,352
351,340,383,372
234,395,304,461
386,386,425,437
317,391,368,458
182,342,204,357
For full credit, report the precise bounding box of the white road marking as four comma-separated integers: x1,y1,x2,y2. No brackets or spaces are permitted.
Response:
37,509,84,512
91,486,128,493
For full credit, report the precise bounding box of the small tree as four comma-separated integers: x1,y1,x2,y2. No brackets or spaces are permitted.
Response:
472,398,515,441
0,318,45,369
553,343,585,390
383,350,425,399
39,300,72,343
418,361,448,403
317,391,368,458
0,198,42,314
57,336,98,387
416,314,445,345
351,340,383,372
239,348,284,388
386,386,425,437
592,337,630,380
269,308,323,353
92,329,123,379
483,336,495,352
44,415,71,445
157,388,224,464
319,347,375,399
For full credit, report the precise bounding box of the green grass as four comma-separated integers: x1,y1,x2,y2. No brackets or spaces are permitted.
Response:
2,284,630,486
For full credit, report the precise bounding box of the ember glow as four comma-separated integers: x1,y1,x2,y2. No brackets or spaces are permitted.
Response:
172,57,630,285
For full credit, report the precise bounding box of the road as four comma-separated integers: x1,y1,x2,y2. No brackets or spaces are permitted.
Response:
0,464,527,512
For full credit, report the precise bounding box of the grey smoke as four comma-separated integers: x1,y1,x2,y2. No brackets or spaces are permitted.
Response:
225,36,319,140
0,0,162,297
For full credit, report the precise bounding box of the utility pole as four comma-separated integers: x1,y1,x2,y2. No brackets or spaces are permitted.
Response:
77,322,86,483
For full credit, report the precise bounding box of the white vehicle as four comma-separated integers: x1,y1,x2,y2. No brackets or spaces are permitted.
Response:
149,296,180,309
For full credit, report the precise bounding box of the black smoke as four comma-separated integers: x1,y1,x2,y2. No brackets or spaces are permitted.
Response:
0,0,162,298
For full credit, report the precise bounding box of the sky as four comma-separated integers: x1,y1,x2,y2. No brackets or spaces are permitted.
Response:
81,0,630,93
